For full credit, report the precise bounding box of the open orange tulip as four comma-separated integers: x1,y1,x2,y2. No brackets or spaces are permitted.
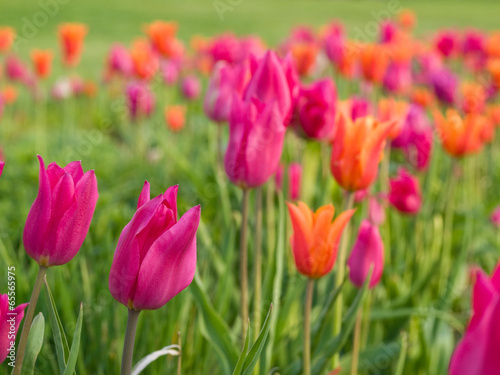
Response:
378,98,410,140
433,108,488,157
331,113,396,191
287,201,355,279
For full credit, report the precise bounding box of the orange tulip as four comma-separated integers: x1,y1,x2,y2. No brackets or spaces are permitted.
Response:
1,85,18,104
485,32,500,59
331,113,395,191
145,21,180,58
398,9,417,30
30,49,53,79
0,27,15,53
461,82,486,114
130,38,159,80
411,88,435,108
433,109,488,157
164,105,186,132
487,104,500,127
487,58,500,88
360,44,389,83
287,201,355,279
58,23,87,67
378,98,410,140
291,42,318,76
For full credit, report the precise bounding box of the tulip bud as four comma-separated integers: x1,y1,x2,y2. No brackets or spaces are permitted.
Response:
109,182,201,310
0,27,15,54
287,201,355,279
23,155,98,267
204,61,236,123
389,168,422,214
30,49,53,80
348,220,384,288
106,44,133,78
181,75,201,101
164,105,186,132
0,295,28,364
431,68,457,105
435,30,458,58
225,97,286,189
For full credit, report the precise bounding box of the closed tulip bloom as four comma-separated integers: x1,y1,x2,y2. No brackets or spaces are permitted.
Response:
287,201,355,279
433,109,487,157
109,182,200,310
164,105,186,132
383,61,412,95
398,9,416,30
144,21,178,57
431,68,457,105
204,61,234,123
5,54,29,84
0,294,28,364
294,79,337,140
130,38,159,80
449,263,500,375
106,44,133,78
30,49,53,79
126,82,155,121
389,168,422,214
23,156,98,267
207,33,243,65
243,50,292,123
0,27,15,53
180,75,201,101
360,44,389,84
347,220,384,288
58,23,87,67
379,21,397,44
435,30,458,58
368,197,385,226
330,114,395,192
225,97,285,189
323,23,345,66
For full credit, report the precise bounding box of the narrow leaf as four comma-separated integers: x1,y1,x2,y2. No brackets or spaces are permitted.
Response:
131,345,180,375
241,304,273,375
232,323,250,375
20,312,45,375
62,304,83,375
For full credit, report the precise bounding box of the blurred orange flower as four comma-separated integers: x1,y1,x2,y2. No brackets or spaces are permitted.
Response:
411,88,435,108
2,85,18,104
378,98,410,140
130,38,159,80
58,23,88,67
291,42,318,76
145,21,181,58
360,44,388,83
0,27,15,53
164,105,186,132
398,9,417,30
30,49,53,79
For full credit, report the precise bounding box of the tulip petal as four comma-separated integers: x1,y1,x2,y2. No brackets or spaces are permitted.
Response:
63,161,84,184
137,181,150,209
133,205,201,310
287,202,313,275
164,184,178,221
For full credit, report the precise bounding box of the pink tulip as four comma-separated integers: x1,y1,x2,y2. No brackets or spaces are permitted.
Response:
347,220,384,288
161,59,180,86
275,163,302,200
126,82,155,121
435,30,458,58
180,75,201,101
23,155,98,267
5,54,29,83
243,50,292,123
108,182,200,310
490,206,500,228
293,79,337,140
106,43,133,78
449,263,500,375
389,168,422,214
323,22,345,66
225,97,285,189
379,21,397,44
208,33,243,65
368,197,385,226
431,68,458,105
350,96,372,120
0,294,28,364
383,61,412,94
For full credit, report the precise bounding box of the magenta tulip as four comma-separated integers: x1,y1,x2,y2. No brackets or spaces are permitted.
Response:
449,263,500,375
0,294,28,364
431,68,457,105
389,168,422,215
109,182,200,310
23,155,98,267
435,30,458,58
107,43,133,78
347,220,384,288
161,60,180,86
225,97,285,189
379,21,397,44
126,82,155,121
243,50,292,123
293,79,337,140
180,75,201,101
0,161,4,177
5,54,29,84
383,61,412,94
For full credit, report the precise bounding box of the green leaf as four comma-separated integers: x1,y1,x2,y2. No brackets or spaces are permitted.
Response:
20,312,45,375
190,272,239,374
232,323,250,375
44,278,69,374
62,303,83,375
241,304,273,375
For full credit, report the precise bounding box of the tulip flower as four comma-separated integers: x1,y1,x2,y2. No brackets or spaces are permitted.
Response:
383,60,412,95
204,61,241,123
164,105,186,132
58,23,87,67
290,42,318,76
2,85,18,105
161,60,180,86
0,27,15,53
360,44,388,84
389,168,422,214
431,68,458,105
461,82,486,114
30,49,53,79
378,98,410,140
130,38,159,80
368,197,385,226
323,23,345,67
126,82,155,121
433,109,487,157
435,30,458,58
224,97,286,189
207,33,243,65
109,182,200,311
293,79,337,140
0,161,4,177
275,162,302,201
180,75,201,101
287,201,355,278
106,44,133,78
347,220,384,288
330,114,395,192
379,21,397,44
144,21,178,57
243,50,292,123
449,263,500,375
0,294,28,364
398,9,416,29
5,54,29,84
23,155,98,267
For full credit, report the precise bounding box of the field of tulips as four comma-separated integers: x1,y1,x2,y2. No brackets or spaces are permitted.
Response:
1,1,500,374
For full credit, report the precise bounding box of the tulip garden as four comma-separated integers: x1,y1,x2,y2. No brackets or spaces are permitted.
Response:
1,1,500,374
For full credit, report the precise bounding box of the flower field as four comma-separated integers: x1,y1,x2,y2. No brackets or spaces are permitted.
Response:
0,0,500,374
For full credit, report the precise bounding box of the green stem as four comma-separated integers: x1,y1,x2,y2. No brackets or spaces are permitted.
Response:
240,189,250,338
121,309,141,375
13,266,48,375
350,309,363,375
216,124,223,171
177,331,182,375
332,191,355,369
304,279,314,375
253,187,263,341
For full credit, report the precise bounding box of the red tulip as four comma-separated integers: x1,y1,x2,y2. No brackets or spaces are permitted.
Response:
348,220,384,288
58,23,87,67
0,294,28,364
109,182,200,310
23,156,98,267
293,79,337,140
30,49,53,79
449,263,500,375
389,168,422,214
224,97,285,189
